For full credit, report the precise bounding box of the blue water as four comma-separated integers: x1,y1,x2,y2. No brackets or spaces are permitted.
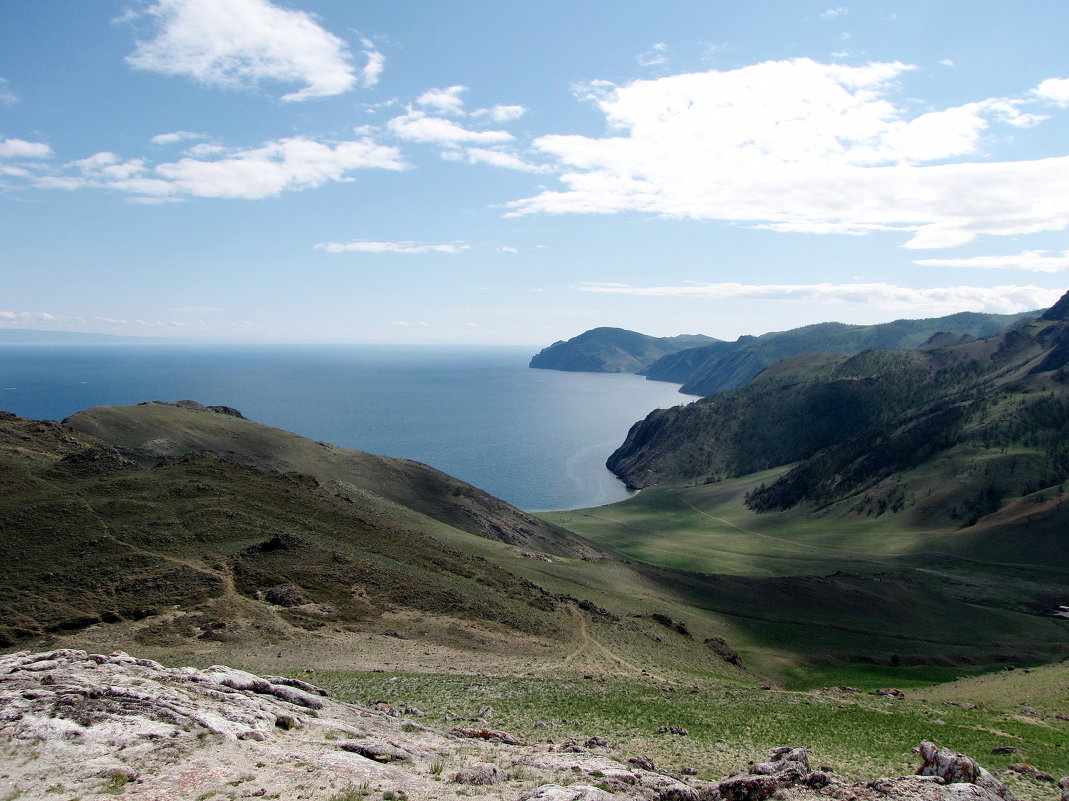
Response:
0,345,694,511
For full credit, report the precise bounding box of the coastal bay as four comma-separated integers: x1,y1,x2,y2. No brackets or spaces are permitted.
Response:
0,344,693,511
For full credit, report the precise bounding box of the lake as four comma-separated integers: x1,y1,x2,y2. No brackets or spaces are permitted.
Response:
0,344,695,511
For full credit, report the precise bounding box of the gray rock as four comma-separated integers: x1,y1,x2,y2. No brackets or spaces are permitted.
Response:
453,762,505,785
718,774,780,801
1005,764,1054,782
338,738,412,762
916,741,1016,801
517,786,616,801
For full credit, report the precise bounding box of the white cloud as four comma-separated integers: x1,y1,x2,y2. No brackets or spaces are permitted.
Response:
940,59,955,68
820,7,848,18
498,246,518,253
314,240,470,254
576,281,1060,314
473,104,527,122
0,138,53,159
0,78,17,106
35,136,405,200
150,130,206,145
184,142,227,157
914,250,1069,273
387,110,513,144
155,138,404,198
0,310,57,321
359,38,385,88
126,0,364,101
506,58,1069,248
416,85,467,115
445,147,546,172
638,43,668,68
1033,77,1069,107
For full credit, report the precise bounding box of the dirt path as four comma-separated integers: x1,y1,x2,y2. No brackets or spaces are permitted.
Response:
562,606,669,683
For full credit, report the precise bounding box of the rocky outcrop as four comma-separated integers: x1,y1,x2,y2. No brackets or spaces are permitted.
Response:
0,649,1037,801
523,750,699,799
916,740,1015,801
0,649,448,799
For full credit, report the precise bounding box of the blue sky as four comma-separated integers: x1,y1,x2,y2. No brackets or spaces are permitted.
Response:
2,1,1068,345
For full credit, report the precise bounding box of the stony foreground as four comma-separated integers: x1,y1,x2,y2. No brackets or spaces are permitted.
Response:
1,650,1065,801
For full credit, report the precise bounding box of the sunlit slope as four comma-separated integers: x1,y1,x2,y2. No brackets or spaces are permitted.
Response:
543,473,1069,677
67,400,598,559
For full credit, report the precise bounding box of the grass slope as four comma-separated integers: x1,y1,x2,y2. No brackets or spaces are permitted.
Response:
542,477,1069,683
67,400,598,559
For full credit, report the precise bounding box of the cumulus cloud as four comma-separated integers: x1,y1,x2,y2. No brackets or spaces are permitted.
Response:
475,104,527,122
1033,77,1069,107
126,0,366,101
35,136,405,200
0,138,53,159
507,58,1069,248
391,86,529,169
416,85,467,115
914,250,1069,273
387,110,513,144
359,38,385,88
150,130,206,145
576,281,1060,314
314,240,470,254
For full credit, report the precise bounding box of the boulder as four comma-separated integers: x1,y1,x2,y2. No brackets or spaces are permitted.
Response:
453,762,505,785
1005,764,1054,782
719,774,781,801
915,742,1016,801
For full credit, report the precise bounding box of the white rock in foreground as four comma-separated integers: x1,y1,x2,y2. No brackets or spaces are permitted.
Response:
0,649,475,800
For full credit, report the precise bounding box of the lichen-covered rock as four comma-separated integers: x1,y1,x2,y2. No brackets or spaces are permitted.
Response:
718,774,780,801
1005,763,1054,782
517,785,615,801
916,741,1015,801
0,649,481,800
524,751,697,800
453,762,505,785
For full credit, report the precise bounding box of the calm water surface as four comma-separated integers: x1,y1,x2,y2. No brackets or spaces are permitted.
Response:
0,345,694,511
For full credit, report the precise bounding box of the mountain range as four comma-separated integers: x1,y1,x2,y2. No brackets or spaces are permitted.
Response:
531,309,1039,396
607,292,1069,537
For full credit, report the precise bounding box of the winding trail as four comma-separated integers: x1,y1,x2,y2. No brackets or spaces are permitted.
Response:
563,605,669,683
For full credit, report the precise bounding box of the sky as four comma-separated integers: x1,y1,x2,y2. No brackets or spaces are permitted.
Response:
2,0,1069,346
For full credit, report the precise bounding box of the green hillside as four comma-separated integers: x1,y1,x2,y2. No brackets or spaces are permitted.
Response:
608,297,1069,536
644,309,1038,395
530,326,716,373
